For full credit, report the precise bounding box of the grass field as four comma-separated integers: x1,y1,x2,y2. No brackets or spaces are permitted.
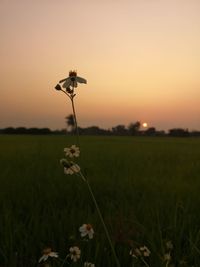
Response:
0,135,200,267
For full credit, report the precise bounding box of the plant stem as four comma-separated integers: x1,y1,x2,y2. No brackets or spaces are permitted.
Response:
141,257,150,267
71,97,80,147
79,172,121,267
60,255,69,267
60,88,80,146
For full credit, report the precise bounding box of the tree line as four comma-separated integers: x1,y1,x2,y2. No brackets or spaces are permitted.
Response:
0,114,199,137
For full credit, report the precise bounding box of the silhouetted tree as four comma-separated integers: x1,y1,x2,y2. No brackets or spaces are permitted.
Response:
65,114,75,132
128,121,141,135
190,131,200,137
14,127,27,134
168,128,190,137
145,127,156,136
2,127,15,134
112,125,128,135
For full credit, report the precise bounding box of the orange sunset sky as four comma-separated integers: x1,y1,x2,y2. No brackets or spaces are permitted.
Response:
0,0,200,131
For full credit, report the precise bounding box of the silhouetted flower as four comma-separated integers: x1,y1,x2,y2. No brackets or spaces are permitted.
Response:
64,145,80,158
38,248,58,263
79,224,94,239
59,70,87,88
69,246,81,262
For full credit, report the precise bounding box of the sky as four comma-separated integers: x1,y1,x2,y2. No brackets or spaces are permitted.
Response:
0,0,200,131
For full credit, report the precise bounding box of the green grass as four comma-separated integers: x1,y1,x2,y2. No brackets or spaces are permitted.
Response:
0,135,200,267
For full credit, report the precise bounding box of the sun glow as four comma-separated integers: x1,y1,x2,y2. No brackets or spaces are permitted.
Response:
142,122,148,128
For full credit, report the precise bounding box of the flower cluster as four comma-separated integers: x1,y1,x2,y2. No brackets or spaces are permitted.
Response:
38,224,95,265
60,145,81,175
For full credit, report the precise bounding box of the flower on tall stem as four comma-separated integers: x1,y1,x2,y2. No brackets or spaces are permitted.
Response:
55,70,121,267
38,248,58,263
59,70,87,89
55,70,87,97
55,70,87,143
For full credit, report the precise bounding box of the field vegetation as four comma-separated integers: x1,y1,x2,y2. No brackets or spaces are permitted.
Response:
0,135,200,267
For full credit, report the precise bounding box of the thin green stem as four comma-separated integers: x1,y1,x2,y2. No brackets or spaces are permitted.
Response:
60,254,70,267
79,172,121,267
70,96,80,147
141,257,150,267
60,88,80,146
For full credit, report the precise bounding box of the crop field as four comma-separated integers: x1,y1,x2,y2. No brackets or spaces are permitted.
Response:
0,135,200,267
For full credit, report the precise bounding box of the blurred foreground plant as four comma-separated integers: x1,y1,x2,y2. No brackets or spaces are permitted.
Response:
55,70,121,267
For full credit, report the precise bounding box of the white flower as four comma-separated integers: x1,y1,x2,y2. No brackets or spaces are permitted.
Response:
60,159,80,175
84,262,95,267
59,70,87,88
38,248,58,263
139,246,151,257
64,145,80,158
64,163,80,175
69,246,81,262
79,224,94,239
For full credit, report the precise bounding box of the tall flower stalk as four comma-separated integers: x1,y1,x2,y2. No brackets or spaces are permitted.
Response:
55,70,121,267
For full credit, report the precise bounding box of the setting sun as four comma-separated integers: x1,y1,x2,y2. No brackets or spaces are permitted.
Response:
142,122,148,128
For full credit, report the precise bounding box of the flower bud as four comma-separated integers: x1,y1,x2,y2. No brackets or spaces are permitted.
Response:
55,84,62,90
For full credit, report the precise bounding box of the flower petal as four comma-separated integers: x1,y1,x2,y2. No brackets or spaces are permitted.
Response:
63,79,71,88
77,76,87,84
49,252,59,258
73,81,78,87
64,167,73,175
38,255,48,263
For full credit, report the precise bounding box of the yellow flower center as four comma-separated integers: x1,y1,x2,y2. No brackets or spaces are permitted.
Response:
70,148,76,154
